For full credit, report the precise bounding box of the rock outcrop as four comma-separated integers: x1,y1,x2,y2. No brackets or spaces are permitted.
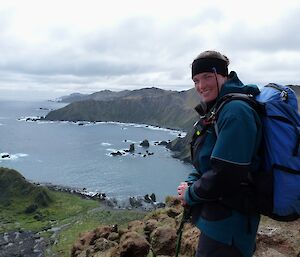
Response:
254,217,300,257
0,231,48,257
71,197,199,257
71,196,300,257
129,144,135,153
140,140,150,148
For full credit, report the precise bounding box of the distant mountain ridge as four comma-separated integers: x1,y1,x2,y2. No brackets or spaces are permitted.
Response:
57,85,300,103
56,90,130,103
46,87,200,131
56,88,168,103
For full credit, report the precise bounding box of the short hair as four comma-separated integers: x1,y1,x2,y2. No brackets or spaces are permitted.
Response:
194,50,230,66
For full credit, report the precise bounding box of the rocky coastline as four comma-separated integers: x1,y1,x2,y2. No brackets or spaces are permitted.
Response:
38,183,166,211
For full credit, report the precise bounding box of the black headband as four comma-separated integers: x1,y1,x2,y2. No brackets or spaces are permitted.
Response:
191,58,228,78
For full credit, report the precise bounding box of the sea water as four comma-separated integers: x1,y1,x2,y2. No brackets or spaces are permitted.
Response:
0,100,193,201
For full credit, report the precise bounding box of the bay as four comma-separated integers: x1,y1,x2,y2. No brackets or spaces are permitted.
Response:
0,100,193,201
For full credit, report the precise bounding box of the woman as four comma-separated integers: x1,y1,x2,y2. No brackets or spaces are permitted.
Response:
177,50,262,257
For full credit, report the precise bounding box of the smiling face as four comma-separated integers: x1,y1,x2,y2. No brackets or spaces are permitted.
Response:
193,72,227,103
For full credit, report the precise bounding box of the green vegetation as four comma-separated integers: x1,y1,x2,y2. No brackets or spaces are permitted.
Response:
51,208,146,257
45,88,199,131
0,167,146,257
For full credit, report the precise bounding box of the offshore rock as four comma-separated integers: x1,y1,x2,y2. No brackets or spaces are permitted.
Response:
110,151,123,156
129,143,135,152
158,140,168,146
140,140,150,148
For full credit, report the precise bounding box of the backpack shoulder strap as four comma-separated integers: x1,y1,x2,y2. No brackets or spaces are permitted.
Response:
215,93,259,116
213,93,261,136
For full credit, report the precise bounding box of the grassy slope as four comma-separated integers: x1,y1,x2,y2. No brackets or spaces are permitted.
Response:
0,167,146,257
45,88,199,131
52,208,146,257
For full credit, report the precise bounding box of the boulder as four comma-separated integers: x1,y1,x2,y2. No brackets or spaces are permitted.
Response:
144,194,152,203
158,141,168,146
72,225,120,257
156,214,176,228
110,151,123,156
144,219,158,235
140,140,150,147
127,220,145,234
71,231,95,256
93,238,118,252
153,202,166,208
129,197,143,208
105,198,118,208
150,227,177,256
112,231,150,257
92,192,106,200
254,218,300,257
107,232,119,242
93,225,118,240
129,144,135,153
166,207,181,218
150,193,156,202
144,193,156,203
165,196,182,208
179,224,200,257
1,154,10,159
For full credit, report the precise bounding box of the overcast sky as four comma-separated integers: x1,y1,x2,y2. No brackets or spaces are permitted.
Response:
0,0,299,100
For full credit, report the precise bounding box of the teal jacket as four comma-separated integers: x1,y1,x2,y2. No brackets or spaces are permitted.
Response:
185,71,262,257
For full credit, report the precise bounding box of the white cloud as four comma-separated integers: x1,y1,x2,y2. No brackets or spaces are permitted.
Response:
0,0,299,100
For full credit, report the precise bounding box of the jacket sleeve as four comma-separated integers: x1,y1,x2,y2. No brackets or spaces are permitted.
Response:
185,100,260,206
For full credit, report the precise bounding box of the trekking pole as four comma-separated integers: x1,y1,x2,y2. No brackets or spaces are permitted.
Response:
175,207,191,257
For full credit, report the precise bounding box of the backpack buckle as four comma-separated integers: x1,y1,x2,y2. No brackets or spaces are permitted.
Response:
280,90,288,101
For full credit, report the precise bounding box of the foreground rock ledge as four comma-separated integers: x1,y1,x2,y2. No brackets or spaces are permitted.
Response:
71,197,300,257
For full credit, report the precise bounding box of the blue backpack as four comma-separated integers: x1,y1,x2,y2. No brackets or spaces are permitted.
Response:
215,83,300,221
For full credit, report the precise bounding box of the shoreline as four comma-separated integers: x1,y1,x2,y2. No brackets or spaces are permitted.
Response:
36,182,166,211
18,115,187,136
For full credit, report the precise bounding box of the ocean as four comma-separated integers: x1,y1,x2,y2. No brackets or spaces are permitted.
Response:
0,100,193,201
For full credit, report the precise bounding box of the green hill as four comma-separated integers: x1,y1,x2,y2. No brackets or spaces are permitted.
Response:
46,87,200,131
0,167,52,212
